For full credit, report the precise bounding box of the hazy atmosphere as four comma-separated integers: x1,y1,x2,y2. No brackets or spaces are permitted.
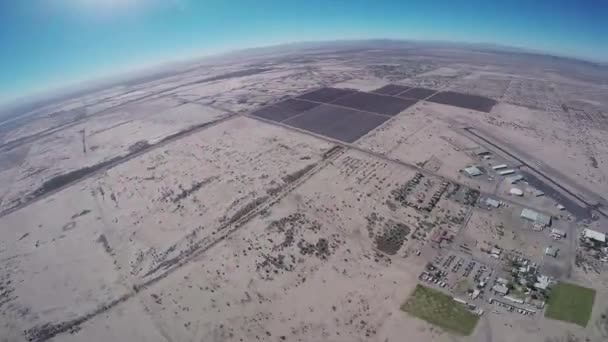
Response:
1,0,607,103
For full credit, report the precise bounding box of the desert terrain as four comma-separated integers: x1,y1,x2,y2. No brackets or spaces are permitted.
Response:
1,41,608,342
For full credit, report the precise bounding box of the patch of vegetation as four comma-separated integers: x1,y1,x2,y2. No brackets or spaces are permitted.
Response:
71,209,91,219
225,196,269,225
374,220,410,255
128,140,151,153
545,282,596,327
401,284,479,335
282,163,316,184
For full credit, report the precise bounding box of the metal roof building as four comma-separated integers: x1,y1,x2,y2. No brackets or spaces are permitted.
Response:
583,228,606,243
520,208,551,226
498,169,516,176
492,284,509,296
545,247,558,257
492,164,508,170
464,166,483,177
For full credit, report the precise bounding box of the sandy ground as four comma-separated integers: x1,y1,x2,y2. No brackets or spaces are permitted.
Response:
0,100,230,211
1,45,608,342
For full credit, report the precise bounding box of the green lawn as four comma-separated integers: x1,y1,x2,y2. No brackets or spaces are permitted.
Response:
401,284,479,335
545,282,596,327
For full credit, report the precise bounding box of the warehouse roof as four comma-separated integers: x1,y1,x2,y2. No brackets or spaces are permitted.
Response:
492,284,509,295
464,166,483,177
498,169,515,176
583,228,606,243
520,208,551,226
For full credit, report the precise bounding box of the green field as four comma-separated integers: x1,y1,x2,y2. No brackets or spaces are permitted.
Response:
401,284,479,335
545,282,596,327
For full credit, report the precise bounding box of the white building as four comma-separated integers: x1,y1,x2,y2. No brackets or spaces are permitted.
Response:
492,284,509,296
509,188,523,196
485,198,501,208
464,166,483,177
520,208,551,226
490,247,502,257
504,295,524,304
498,169,516,176
583,228,606,244
551,228,566,239
534,275,551,290
492,164,508,170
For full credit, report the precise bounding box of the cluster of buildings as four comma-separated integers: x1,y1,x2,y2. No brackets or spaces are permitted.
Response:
489,257,550,314
463,164,517,178
580,228,608,262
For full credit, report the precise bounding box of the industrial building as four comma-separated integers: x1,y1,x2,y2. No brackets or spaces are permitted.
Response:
463,166,483,177
492,164,508,170
520,208,551,226
498,169,515,176
583,228,606,244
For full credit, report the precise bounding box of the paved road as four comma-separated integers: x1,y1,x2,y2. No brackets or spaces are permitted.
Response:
245,111,558,218
464,127,606,219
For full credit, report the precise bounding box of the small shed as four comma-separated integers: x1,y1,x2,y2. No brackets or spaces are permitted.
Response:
545,247,558,257
509,188,523,196
551,228,566,238
498,169,515,176
485,198,501,208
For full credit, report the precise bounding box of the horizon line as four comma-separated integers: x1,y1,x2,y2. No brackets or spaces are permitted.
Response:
2,38,607,111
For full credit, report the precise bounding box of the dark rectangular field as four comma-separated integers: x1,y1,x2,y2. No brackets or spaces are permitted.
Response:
398,87,437,100
283,105,389,143
372,84,411,96
332,92,417,116
427,91,497,113
251,99,320,122
296,87,355,103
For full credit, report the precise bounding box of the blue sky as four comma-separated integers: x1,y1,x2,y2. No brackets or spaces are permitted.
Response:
1,0,607,103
